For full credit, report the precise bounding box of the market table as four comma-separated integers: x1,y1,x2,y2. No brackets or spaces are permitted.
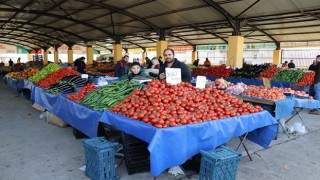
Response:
3,75,19,93
191,74,292,88
233,95,295,120
285,98,320,132
31,85,101,137
99,110,278,176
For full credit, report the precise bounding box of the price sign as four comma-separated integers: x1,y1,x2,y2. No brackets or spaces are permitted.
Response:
262,78,271,88
81,74,89,79
165,68,181,85
196,76,207,89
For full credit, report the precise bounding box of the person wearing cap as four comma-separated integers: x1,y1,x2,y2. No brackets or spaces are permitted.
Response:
120,62,147,80
114,55,130,77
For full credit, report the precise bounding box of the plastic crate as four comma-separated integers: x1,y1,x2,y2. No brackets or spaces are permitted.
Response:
200,146,242,180
83,137,119,180
121,132,150,175
73,127,88,139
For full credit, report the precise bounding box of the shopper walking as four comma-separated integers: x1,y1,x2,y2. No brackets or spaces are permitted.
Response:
159,48,191,83
309,55,320,115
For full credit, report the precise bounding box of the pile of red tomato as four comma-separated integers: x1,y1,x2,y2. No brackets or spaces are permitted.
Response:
293,71,315,86
67,83,97,102
258,65,282,79
192,65,233,78
36,68,80,88
242,85,286,100
112,81,263,128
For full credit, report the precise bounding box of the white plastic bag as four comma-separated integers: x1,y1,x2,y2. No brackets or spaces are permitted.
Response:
287,122,306,135
168,166,185,176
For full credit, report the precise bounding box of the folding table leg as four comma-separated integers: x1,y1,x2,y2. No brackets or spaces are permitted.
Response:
295,108,311,131
236,133,252,161
278,122,290,138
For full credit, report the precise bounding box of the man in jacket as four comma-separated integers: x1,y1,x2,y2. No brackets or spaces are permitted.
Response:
310,55,320,115
114,55,129,77
159,48,191,83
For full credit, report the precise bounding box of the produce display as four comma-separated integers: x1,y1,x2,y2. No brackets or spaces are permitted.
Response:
272,69,305,83
230,64,270,79
258,65,282,79
225,83,247,95
86,64,115,76
0,66,13,75
294,90,312,99
293,71,315,86
36,67,80,88
79,79,142,111
45,76,88,94
111,81,263,128
67,83,97,102
241,85,286,100
6,68,39,80
29,63,61,82
192,65,233,78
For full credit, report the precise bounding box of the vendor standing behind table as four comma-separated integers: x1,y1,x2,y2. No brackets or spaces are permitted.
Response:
204,58,211,67
309,55,320,115
282,61,288,69
308,60,317,71
145,57,153,69
120,62,147,80
77,57,86,74
159,48,191,83
288,60,295,69
9,59,13,67
114,55,130,77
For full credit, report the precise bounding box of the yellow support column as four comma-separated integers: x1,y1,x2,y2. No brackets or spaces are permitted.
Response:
113,43,122,61
273,49,282,65
142,51,146,65
86,46,93,64
157,41,168,57
54,47,59,63
192,51,197,63
68,47,73,64
43,50,48,65
227,36,244,68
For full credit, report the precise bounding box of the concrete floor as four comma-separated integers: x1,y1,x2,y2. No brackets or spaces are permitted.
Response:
1,78,320,180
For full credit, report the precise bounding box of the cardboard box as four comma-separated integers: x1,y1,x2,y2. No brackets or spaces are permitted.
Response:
32,103,46,112
46,111,69,127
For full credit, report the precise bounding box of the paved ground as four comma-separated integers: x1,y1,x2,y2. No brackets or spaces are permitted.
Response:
1,79,320,180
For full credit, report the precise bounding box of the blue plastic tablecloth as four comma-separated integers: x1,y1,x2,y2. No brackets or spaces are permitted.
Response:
192,74,292,88
100,110,277,176
274,98,295,120
3,75,19,93
31,85,101,137
294,98,320,109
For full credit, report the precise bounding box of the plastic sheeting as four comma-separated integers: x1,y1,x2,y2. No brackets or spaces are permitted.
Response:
100,110,277,176
294,98,320,109
89,76,119,85
274,98,295,120
31,85,101,137
191,75,292,88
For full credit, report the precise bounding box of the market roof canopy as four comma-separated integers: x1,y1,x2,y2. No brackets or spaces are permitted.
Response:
0,0,319,51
